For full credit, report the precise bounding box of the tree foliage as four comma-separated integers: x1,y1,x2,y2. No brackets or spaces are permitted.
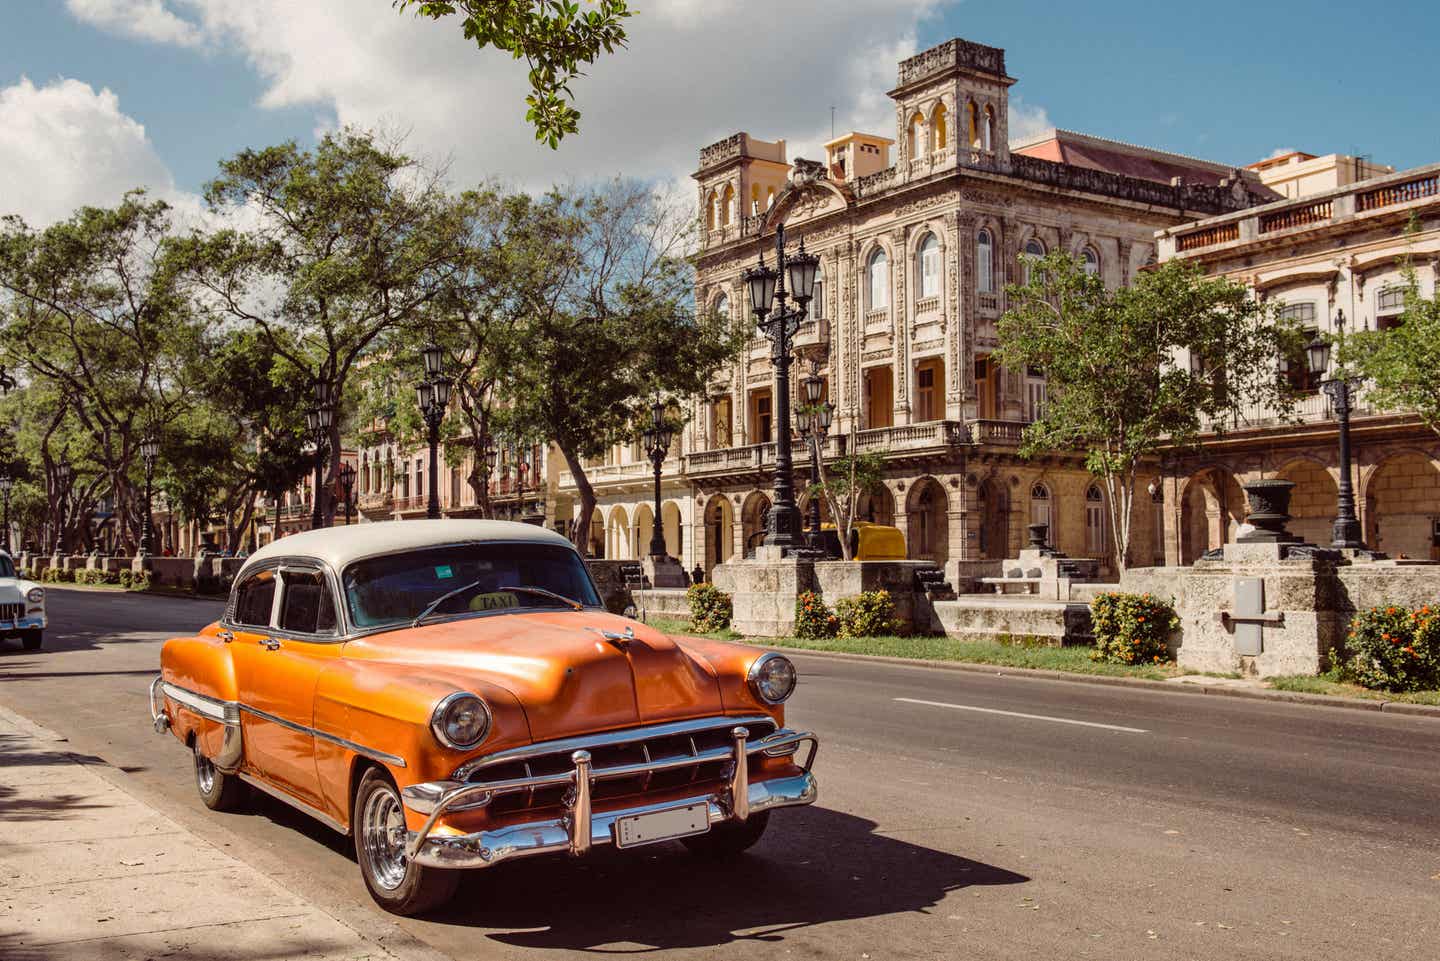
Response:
809,442,887,562
395,0,632,148
1346,271,1440,438
996,254,1301,571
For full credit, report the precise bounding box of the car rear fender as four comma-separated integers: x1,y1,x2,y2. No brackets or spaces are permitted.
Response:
159,624,238,761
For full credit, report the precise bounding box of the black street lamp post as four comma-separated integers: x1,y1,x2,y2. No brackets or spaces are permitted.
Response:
416,342,451,521
139,435,160,556
480,435,497,519
1306,309,1368,550
641,400,674,558
338,461,356,527
0,475,12,554
307,382,333,530
52,460,72,555
797,368,834,552
744,222,819,551
514,444,529,520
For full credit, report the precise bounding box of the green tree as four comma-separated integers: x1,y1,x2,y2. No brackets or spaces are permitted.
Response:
1346,273,1440,438
808,441,887,562
996,254,1300,572
395,0,632,148
501,180,743,550
0,193,203,551
169,130,479,525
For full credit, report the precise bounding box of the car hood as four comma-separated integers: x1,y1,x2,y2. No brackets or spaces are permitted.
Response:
341,609,724,742
0,577,37,602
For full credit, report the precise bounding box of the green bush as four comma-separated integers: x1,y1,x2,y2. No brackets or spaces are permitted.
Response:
1344,605,1440,692
73,568,107,586
101,569,122,585
835,589,900,638
118,569,152,591
42,566,75,583
794,590,838,639
1090,591,1178,665
686,583,733,633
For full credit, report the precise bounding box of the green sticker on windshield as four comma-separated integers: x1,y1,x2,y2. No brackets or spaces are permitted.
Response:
435,565,454,579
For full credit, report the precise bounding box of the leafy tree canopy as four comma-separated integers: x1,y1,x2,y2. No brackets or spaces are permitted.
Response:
1346,270,1440,438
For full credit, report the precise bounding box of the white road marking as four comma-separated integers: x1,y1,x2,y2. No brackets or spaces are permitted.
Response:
893,697,1148,733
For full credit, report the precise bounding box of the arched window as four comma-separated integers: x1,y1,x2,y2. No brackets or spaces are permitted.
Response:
1030,483,1053,546
765,186,776,209
983,105,995,151
1022,237,1046,285
968,101,980,148
1085,484,1107,555
933,102,948,150
706,191,719,231
750,184,760,214
918,233,941,299
976,229,994,293
1082,246,1101,277
720,184,735,226
866,249,889,311
908,112,926,158
714,292,729,320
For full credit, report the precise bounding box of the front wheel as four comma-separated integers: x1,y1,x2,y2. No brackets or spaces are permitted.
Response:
193,737,246,811
21,630,41,651
681,811,770,859
354,768,459,916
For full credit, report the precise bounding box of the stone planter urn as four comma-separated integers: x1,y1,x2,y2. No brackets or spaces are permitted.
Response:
1238,479,1300,543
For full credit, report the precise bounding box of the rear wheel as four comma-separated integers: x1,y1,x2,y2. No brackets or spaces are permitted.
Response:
354,768,459,916
193,737,246,812
21,630,41,651
681,811,770,858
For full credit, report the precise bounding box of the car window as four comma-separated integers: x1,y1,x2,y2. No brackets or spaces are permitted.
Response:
343,542,602,630
0,555,14,578
233,570,277,628
278,569,337,635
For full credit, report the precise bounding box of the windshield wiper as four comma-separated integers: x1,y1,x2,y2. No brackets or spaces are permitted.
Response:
411,580,482,627
500,585,583,611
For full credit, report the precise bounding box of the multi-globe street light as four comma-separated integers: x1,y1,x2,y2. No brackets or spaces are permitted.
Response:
1306,309,1369,551
139,435,160,556
415,342,451,521
744,222,819,551
0,474,12,554
338,461,357,527
641,400,674,558
797,367,834,553
307,382,334,530
52,460,72,554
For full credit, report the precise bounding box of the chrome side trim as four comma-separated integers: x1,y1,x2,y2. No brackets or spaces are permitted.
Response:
155,680,406,770
451,714,778,781
407,771,819,870
238,773,347,835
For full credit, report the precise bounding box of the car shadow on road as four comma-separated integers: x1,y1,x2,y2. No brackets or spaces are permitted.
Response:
428,804,1028,952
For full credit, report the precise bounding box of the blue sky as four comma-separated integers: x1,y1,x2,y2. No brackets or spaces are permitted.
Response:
0,1,1435,224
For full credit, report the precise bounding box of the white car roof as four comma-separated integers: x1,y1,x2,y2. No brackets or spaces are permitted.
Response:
241,519,576,575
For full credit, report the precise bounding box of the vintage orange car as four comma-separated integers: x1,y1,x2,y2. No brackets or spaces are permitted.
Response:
148,520,818,915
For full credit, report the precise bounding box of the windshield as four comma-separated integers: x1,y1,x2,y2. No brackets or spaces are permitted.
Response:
0,556,13,579
342,542,602,630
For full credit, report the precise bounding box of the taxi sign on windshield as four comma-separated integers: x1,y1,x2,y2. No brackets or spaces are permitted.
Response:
468,592,521,612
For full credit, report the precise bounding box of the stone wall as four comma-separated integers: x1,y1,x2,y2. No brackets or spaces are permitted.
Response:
585,560,636,615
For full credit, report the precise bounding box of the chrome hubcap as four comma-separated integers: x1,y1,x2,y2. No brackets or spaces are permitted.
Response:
363,787,409,891
193,745,216,795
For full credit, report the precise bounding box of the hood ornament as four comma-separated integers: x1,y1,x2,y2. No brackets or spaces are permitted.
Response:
588,626,635,651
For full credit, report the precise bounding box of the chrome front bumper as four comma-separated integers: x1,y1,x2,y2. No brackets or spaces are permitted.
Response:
1,614,45,633
402,725,819,870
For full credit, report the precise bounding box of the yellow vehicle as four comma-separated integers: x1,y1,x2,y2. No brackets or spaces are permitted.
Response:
818,521,907,560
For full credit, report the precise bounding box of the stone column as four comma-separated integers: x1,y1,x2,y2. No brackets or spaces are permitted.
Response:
890,227,911,425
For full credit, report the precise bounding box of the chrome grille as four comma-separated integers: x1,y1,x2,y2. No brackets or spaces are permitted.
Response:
0,602,23,621
460,716,777,815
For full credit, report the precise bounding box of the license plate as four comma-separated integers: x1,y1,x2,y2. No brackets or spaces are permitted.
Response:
613,803,710,848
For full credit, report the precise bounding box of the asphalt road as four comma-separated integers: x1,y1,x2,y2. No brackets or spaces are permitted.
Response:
3,587,1439,960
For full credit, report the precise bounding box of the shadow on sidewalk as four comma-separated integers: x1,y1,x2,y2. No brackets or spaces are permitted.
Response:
426,803,1029,951
0,733,109,822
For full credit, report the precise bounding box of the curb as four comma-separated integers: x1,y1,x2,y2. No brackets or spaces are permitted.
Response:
751,642,1440,720
49,583,226,603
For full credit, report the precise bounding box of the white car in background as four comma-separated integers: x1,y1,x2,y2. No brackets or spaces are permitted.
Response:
0,551,46,651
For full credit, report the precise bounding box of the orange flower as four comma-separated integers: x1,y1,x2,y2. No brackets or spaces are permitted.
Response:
1387,607,1397,615
1136,616,1146,623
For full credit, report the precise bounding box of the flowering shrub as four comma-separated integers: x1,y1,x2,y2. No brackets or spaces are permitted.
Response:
73,568,105,585
1090,591,1178,665
1344,605,1440,692
794,590,838,639
119,569,152,592
41,566,75,583
835,589,900,638
686,583,733,633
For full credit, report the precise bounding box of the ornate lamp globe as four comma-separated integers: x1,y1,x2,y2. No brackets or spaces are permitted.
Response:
1306,334,1331,377
786,241,820,304
744,256,777,318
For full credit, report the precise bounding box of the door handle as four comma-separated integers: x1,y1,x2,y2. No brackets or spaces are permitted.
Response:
217,630,234,643
258,637,281,651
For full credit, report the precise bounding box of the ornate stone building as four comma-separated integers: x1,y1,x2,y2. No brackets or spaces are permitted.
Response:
1155,160,1440,563
561,36,1276,586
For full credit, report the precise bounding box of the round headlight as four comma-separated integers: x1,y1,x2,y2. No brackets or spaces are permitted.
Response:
26,587,43,604
430,693,491,750
748,653,797,704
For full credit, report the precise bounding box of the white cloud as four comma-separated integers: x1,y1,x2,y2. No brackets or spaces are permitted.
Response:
66,0,204,47
1007,97,1052,146
71,0,985,192
0,76,184,225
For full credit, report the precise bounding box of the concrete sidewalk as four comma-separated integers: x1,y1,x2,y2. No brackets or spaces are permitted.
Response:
0,705,433,961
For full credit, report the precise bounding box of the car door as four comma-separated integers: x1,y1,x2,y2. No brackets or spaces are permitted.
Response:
230,563,344,809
